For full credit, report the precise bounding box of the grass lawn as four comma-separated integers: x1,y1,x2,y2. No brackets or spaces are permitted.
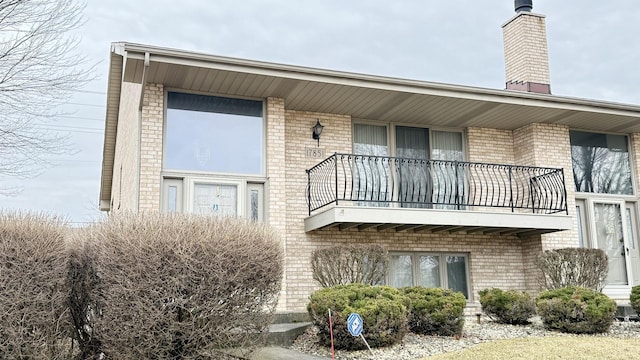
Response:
423,336,640,360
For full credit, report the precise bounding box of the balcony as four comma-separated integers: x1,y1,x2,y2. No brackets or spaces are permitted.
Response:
305,153,573,236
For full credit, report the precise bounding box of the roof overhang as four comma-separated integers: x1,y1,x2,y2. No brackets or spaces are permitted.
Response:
99,42,640,208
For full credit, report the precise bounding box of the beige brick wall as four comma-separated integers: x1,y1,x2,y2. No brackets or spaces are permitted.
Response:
265,97,288,311
467,127,514,164
138,83,164,211
466,127,515,213
280,113,531,313
502,13,550,85
283,110,352,310
513,123,577,249
629,133,640,186
127,86,582,313
266,98,287,234
513,123,578,293
111,82,141,211
521,235,543,294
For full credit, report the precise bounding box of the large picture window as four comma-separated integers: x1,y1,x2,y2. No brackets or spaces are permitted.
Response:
162,92,265,221
570,131,633,195
388,252,469,298
165,92,263,175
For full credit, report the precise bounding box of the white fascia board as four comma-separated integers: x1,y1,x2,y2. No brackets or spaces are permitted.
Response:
304,206,573,232
116,42,640,117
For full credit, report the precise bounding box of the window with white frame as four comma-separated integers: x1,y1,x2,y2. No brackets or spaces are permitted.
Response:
388,252,469,298
353,124,465,208
570,131,633,195
161,92,265,221
165,92,263,174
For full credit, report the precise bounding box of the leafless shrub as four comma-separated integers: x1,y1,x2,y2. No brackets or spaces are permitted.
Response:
0,211,72,359
311,244,388,287
70,212,283,359
67,234,101,359
535,248,608,292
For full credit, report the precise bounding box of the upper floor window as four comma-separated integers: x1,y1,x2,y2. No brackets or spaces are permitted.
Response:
164,92,264,175
570,131,633,195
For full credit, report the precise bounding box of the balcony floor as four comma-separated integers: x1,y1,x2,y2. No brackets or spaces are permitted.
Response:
304,206,573,237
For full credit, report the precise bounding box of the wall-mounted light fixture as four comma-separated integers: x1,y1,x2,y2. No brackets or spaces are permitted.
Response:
312,119,324,147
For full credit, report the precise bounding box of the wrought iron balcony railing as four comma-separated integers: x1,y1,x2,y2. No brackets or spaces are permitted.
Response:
306,153,568,216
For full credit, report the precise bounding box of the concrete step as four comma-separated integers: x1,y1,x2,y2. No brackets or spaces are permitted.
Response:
267,321,313,347
273,311,311,324
617,305,639,320
250,346,329,360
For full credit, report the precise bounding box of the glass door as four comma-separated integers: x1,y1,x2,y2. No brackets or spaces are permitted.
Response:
590,200,631,286
625,203,640,286
396,126,430,208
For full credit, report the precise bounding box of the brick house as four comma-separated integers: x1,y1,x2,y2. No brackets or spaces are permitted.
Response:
99,3,640,313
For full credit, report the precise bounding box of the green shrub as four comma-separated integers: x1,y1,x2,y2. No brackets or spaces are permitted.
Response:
307,284,409,350
536,286,617,334
401,287,466,336
311,244,388,287
479,288,536,325
631,286,640,316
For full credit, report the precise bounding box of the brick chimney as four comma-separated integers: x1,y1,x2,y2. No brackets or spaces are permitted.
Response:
502,0,551,94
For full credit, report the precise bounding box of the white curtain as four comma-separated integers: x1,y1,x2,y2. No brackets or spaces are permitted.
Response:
389,255,413,287
353,124,388,156
432,131,464,208
432,130,463,161
353,124,389,205
396,127,428,159
396,127,430,207
419,255,441,287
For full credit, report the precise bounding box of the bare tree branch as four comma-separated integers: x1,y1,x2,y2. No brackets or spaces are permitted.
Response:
0,0,94,194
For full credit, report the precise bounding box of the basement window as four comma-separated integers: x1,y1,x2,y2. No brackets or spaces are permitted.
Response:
388,252,469,298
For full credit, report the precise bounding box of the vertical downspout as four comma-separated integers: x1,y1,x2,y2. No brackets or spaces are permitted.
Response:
136,52,150,211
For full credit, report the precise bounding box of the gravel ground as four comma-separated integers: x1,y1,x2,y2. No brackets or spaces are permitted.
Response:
290,317,640,360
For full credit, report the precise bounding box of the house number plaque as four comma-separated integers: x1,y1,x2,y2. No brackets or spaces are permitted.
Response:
305,147,326,158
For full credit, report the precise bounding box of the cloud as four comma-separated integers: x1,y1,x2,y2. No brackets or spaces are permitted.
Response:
3,0,639,221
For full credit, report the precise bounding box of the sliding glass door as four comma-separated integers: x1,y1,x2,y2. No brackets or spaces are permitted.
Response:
352,124,464,208
395,127,464,208
396,127,430,208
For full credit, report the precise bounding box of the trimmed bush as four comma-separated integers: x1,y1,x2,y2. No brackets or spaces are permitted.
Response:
479,288,535,325
307,284,409,350
535,248,608,291
536,286,617,334
311,244,388,287
631,286,640,316
402,287,466,336
70,212,283,359
0,212,71,359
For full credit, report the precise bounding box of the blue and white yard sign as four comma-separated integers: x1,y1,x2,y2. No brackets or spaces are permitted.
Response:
347,313,363,337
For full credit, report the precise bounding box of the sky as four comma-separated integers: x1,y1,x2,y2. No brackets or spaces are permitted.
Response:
1,0,639,224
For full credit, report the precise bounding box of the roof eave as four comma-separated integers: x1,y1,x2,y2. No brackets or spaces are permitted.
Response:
98,45,125,210
117,42,640,115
